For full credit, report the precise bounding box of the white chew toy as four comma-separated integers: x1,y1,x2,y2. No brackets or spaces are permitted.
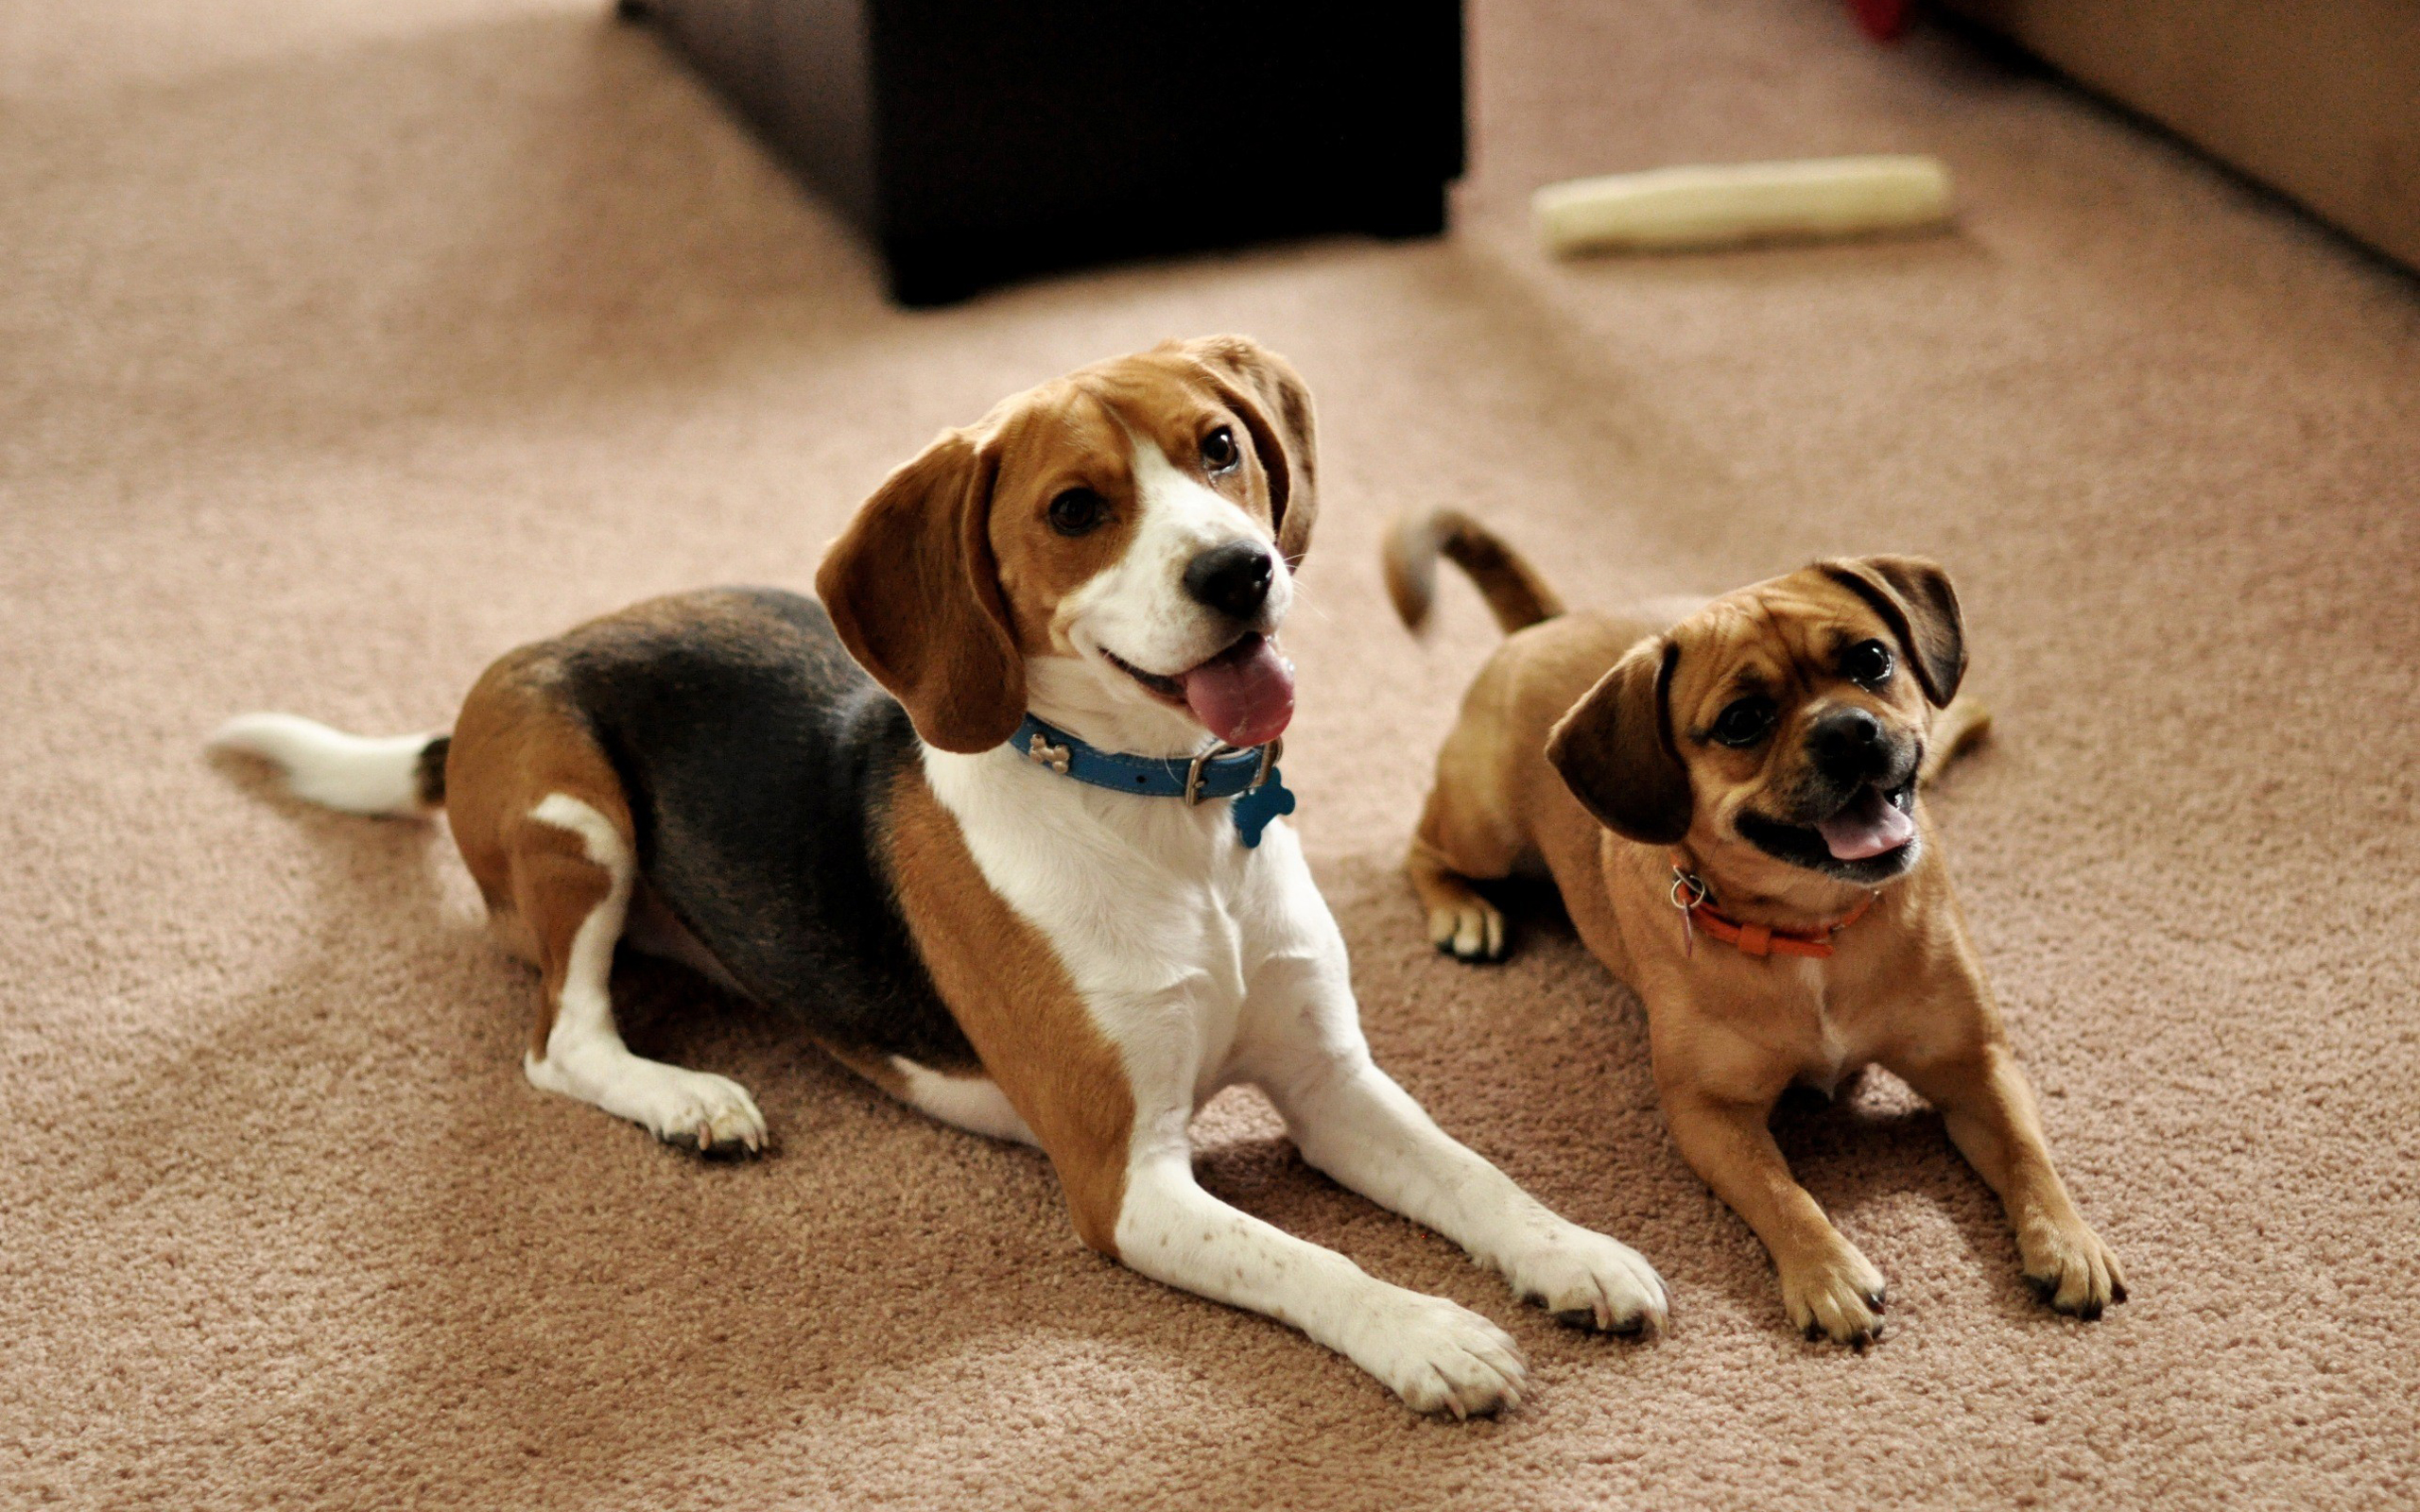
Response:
1533,155,1953,256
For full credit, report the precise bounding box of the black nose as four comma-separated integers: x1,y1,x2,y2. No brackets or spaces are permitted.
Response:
1808,707,1890,784
1183,540,1275,620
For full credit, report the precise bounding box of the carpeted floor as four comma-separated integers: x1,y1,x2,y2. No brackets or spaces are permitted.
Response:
5,1,2417,1507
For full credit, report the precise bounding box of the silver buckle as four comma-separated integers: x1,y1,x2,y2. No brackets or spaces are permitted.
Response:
1184,738,1282,806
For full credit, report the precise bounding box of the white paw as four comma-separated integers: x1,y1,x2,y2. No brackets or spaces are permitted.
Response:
633,1067,767,1156
527,1050,768,1156
1346,1291,1528,1418
1503,1225,1669,1335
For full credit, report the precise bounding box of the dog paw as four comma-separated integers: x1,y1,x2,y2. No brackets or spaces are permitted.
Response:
2019,1219,2126,1319
1505,1226,1669,1336
527,1049,769,1157
642,1070,768,1157
1346,1292,1528,1418
1427,900,1506,962
1779,1243,1889,1349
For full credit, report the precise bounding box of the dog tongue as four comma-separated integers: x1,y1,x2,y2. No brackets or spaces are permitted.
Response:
1181,634,1295,748
1815,787,1916,861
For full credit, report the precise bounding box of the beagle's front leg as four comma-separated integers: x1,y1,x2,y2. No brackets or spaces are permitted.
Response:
1113,1104,1528,1418
1241,936,1669,1335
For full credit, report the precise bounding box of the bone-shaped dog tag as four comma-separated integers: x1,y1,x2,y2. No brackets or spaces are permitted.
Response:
1230,768,1296,849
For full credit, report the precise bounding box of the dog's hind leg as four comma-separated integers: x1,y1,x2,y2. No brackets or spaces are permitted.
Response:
510,794,767,1155
445,664,765,1156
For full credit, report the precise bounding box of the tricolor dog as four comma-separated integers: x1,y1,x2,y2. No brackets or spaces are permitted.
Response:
1388,509,2125,1347
211,338,1666,1415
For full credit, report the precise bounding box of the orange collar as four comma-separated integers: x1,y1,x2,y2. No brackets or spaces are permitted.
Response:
1667,852,1875,960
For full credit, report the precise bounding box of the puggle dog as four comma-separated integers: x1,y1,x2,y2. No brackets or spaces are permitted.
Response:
1386,508,2124,1345
209,341,1668,1417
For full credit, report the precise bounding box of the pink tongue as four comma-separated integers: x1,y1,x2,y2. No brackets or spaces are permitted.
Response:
1815,787,1916,861
1181,635,1295,748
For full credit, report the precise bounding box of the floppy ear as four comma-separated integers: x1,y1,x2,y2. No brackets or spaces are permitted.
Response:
816,429,1026,754
1545,638,1693,846
1174,335,1319,568
1818,555,1965,706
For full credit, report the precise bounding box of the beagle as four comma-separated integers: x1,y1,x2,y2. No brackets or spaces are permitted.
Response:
210,339,1667,1416
1388,508,2124,1347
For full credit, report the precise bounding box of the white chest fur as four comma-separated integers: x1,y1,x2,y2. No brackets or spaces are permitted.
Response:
921,738,1669,1416
922,743,1318,1110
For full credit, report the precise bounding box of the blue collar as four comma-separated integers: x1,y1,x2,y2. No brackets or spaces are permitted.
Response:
1008,713,1297,848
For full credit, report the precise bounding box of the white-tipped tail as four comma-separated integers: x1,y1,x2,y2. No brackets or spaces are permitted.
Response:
206,713,447,816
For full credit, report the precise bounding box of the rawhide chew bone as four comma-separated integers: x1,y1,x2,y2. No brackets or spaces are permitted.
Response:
1533,155,1953,256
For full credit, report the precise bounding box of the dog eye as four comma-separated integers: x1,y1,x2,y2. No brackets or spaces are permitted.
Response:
1842,639,1894,688
1047,488,1108,536
1709,696,1776,747
1201,426,1240,472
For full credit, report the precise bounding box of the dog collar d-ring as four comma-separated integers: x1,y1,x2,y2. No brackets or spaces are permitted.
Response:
1667,851,1876,960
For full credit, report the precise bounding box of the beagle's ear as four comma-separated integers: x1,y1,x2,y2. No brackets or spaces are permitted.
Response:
1546,639,1693,846
1819,555,1965,706
817,429,1026,754
1174,335,1319,568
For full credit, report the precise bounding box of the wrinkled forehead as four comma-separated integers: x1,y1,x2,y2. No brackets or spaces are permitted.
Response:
987,361,1226,491
1669,572,1893,706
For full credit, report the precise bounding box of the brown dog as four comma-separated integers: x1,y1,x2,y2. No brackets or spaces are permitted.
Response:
1388,509,2125,1345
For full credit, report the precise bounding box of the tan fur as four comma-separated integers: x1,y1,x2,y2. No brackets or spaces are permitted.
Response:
808,336,1304,1259
984,393,1150,656
440,342,1294,1250
443,648,634,1055
818,336,1315,751
883,764,1135,1257
1384,507,1567,635
1160,335,1318,567
441,585,1125,1187
815,429,1028,754
1403,518,2124,1342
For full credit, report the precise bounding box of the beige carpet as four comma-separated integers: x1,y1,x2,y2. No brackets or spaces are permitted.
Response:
6,1,2417,1506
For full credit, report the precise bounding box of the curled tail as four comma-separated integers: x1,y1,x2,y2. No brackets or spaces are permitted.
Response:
206,713,450,816
1384,508,1567,636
